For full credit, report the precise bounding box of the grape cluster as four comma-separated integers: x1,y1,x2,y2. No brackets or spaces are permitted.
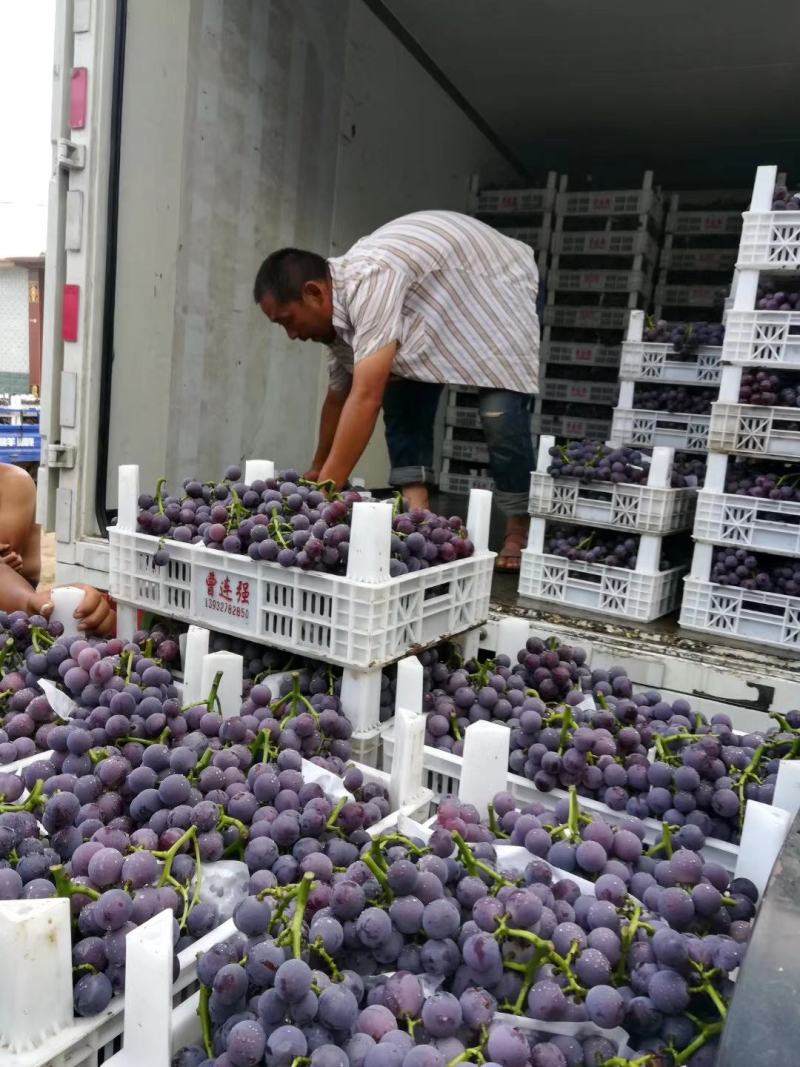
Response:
173,804,742,1067
739,368,800,409
711,546,800,596
435,789,757,936
545,528,640,569
772,185,800,211
136,466,473,577
642,320,725,357
757,281,800,311
724,459,800,503
633,386,716,416
546,441,705,489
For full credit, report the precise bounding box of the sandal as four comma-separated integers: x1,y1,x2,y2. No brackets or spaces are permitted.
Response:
495,531,527,572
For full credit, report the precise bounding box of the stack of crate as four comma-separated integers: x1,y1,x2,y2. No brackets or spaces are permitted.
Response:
682,164,800,653
654,190,747,322
535,173,663,442
439,175,557,495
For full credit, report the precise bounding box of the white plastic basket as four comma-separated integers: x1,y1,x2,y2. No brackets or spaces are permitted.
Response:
442,437,490,465
496,225,545,249
533,412,613,440
380,727,738,871
660,246,737,271
619,341,722,385
708,403,800,460
610,408,711,452
476,186,555,214
543,305,629,330
542,379,618,406
518,550,686,622
655,282,729,308
693,490,800,555
438,468,495,494
444,405,481,430
550,229,657,258
737,210,800,269
543,340,621,367
557,188,658,216
721,311,800,367
549,268,648,294
110,528,494,671
681,577,800,655
666,209,742,236
529,475,695,535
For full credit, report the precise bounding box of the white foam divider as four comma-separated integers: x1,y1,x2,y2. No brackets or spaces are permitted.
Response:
243,460,275,483
389,707,426,811
104,909,174,1067
117,464,140,532
394,655,423,717
182,625,210,706
458,721,511,819
466,487,492,552
200,651,243,719
346,501,391,582
49,586,84,638
340,667,383,733
773,760,800,819
734,800,793,896
495,616,529,661
0,899,73,1052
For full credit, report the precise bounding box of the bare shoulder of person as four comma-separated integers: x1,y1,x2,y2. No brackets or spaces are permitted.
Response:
0,462,36,503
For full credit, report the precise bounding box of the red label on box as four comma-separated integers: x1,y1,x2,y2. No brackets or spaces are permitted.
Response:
63,285,79,341
199,567,252,623
70,68,88,128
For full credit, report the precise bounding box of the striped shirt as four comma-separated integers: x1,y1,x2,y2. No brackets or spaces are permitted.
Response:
326,210,539,394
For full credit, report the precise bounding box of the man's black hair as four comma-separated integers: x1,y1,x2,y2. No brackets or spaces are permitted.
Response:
253,248,329,304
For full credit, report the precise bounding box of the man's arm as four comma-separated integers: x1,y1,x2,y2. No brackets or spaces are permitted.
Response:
0,465,39,581
306,387,349,480
317,342,397,488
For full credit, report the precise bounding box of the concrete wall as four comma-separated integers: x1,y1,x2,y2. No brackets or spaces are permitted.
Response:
108,0,349,498
0,266,30,376
327,0,519,486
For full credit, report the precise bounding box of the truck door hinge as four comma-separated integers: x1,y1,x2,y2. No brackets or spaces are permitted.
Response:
47,444,77,469
57,139,86,171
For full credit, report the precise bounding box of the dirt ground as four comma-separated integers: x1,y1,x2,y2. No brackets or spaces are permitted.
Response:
40,529,56,587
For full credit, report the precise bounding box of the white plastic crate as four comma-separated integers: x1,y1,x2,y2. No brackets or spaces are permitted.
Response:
708,403,800,460
542,378,619,406
721,311,800,367
681,577,800,654
444,405,481,430
442,436,490,464
610,408,711,452
476,186,555,214
693,490,800,555
543,305,629,330
619,341,722,385
496,225,545,249
518,550,685,622
438,468,495,494
533,412,613,439
655,282,729,308
380,727,738,871
550,268,648,294
557,188,658,216
543,339,621,367
529,439,695,534
550,229,657,258
737,210,800,269
660,247,738,272
666,209,742,236
110,466,494,671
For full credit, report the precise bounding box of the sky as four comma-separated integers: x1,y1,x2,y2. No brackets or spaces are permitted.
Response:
0,0,56,257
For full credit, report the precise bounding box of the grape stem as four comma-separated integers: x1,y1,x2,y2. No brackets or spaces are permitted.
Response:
51,864,101,900
0,778,45,814
645,821,675,860
362,849,392,900
154,477,167,515
451,831,511,888
156,825,197,885
198,984,214,1058
310,936,341,981
672,1020,724,1066
486,803,509,839
180,834,204,930
288,872,313,958
737,743,765,831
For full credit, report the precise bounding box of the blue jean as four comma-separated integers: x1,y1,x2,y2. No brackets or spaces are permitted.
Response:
382,380,533,516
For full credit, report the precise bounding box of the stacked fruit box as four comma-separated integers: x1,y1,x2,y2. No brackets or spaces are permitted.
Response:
517,434,694,622
610,310,724,454
440,175,557,495
535,173,663,442
681,165,800,652
654,189,747,321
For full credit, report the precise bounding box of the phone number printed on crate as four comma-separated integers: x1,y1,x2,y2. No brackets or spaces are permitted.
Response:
201,569,252,622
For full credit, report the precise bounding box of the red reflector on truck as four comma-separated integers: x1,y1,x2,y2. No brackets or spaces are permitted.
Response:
63,285,79,341
70,68,88,129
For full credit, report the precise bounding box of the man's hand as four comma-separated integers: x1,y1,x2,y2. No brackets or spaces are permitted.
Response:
302,468,320,482
29,584,117,636
0,544,24,573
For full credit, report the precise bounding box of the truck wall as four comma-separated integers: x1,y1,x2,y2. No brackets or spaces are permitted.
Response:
107,0,349,502
328,1,520,486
